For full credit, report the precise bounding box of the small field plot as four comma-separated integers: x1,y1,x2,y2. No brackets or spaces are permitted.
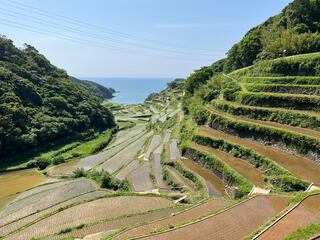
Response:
0,169,48,198
170,139,181,160
113,198,233,240
109,124,146,148
97,132,152,173
181,158,225,197
49,130,147,176
193,143,266,188
167,167,196,192
6,196,174,240
0,179,96,225
116,160,139,180
130,162,154,192
145,135,162,160
45,208,180,240
0,190,109,237
257,194,320,240
135,195,291,240
199,127,320,185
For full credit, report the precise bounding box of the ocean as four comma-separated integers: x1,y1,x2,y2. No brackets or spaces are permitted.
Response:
83,77,174,104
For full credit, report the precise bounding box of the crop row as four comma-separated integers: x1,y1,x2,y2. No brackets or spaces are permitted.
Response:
181,145,253,199
211,100,320,131
243,76,320,85
205,109,320,159
192,133,309,192
244,83,320,96
235,91,320,112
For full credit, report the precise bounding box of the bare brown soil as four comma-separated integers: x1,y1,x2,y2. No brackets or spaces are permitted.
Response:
208,107,320,138
192,143,266,187
5,196,173,240
0,169,47,197
199,127,320,185
130,195,291,240
257,194,320,240
181,158,225,196
113,198,233,240
0,195,17,211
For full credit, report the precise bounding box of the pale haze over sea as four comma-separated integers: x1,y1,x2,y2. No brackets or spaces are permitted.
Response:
83,77,174,104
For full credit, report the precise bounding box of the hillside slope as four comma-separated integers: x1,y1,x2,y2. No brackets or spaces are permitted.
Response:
0,36,115,158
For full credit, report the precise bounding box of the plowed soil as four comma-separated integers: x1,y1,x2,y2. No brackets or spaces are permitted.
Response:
192,143,266,188
113,198,233,240
208,107,320,139
257,194,320,240
129,195,291,240
199,127,320,185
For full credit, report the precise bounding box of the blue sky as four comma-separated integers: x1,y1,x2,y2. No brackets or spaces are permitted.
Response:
0,0,292,78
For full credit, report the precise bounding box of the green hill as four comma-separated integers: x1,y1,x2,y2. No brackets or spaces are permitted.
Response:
69,76,115,100
0,36,115,158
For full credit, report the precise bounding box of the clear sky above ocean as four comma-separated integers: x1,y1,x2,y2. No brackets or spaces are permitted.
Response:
0,0,292,78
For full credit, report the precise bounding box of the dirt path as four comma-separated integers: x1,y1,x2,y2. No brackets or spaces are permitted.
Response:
129,195,291,240
208,107,320,138
181,158,225,197
112,198,233,240
192,143,266,188
170,139,180,160
257,194,320,240
130,162,154,192
199,127,320,185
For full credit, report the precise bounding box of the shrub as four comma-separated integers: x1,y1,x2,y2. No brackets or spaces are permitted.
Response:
35,157,50,170
52,156,65,165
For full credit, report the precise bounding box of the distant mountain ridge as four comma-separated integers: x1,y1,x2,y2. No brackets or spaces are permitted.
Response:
69,77,115,100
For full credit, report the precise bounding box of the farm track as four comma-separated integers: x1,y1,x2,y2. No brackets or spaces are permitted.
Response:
181,158,225,197
49,127,146,176
129,195,291,240
199,127,320,185
0,190,109,237
208,107,320,139
96,132,152,173
257,194,320,240
45,208,181,240
130,162,154,192
167,167,196,193
113,198,233,240
192,143,266,188
145,135,162,160
170,139,180,160
0,180,96,226
4,196,174,240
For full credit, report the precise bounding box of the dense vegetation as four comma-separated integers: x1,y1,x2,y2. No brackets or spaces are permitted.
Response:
0,36,115,159
69,76,115,100
224,0,320,73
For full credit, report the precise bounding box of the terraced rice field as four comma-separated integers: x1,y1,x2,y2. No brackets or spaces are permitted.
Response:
130,162,154,192
257,194,320,240
5,196,174,240
116,160,139,180
193,143,266,188
170,139,180,160
145,135,162,160
0,196,17,211
208,107,320,138
167,167,196,192
0,190,109,237
130,195,291,240
199,127,320,185
49,129,147,176
45,208,181,240
113,198,233,240
97,132,152,173
0,179,96,226
181,158,225,197
0,169,48,197
109,124,146,148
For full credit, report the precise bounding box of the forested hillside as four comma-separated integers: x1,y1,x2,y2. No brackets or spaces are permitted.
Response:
224,0,320,73
0,36,115,158
69,76,115,100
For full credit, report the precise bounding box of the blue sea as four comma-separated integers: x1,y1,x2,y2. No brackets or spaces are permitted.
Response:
82,77,174,104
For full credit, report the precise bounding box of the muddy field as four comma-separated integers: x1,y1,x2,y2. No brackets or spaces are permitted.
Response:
199,127,320,185
130,162,154,192
181,158,225,196
145,135,161,160
116,160,139,180
257,194,320,240
170,139,181,160
113,198,233,240
131,195,291,240
5,196,174,240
